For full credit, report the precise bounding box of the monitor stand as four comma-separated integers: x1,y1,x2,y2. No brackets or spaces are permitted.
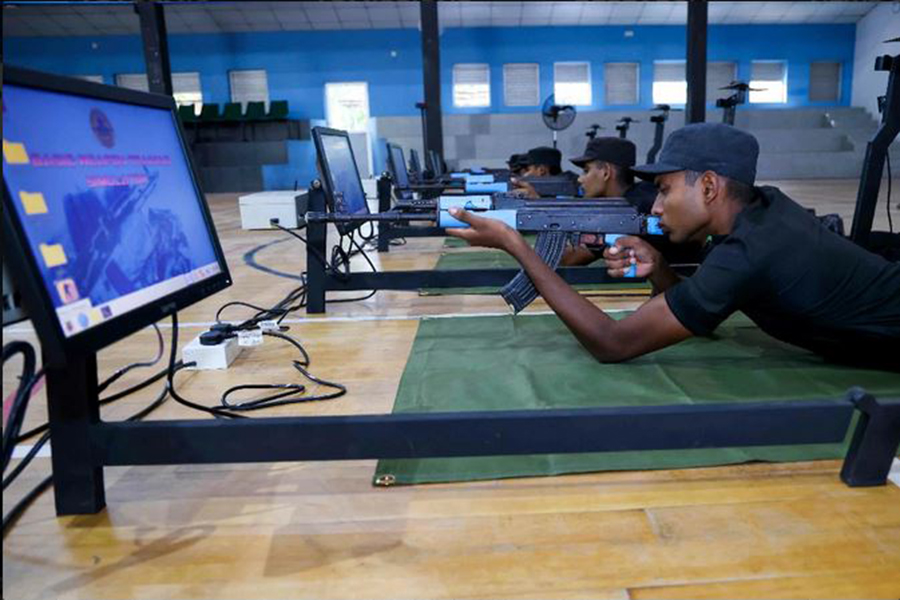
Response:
45,353,107,514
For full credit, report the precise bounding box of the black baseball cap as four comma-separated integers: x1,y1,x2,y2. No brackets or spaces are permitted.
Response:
507,153,528,169
570,137,637,169
523,146,562,170
631,123,759,186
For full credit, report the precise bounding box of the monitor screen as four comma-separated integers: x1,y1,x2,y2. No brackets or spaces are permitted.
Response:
408,149,422,179
2,81,225,340
430,150,444,177
388,144,410,189
317,131,368,217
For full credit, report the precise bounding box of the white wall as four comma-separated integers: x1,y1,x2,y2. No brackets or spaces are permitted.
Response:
852,2,900,119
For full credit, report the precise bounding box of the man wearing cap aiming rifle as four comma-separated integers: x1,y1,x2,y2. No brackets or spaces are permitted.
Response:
448,123,900,367
559,137,658,266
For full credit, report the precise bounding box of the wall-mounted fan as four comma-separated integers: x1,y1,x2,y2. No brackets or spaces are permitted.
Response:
541,94,576,149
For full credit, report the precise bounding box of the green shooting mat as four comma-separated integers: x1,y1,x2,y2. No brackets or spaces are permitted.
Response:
374,312,900,485
421,250,651,296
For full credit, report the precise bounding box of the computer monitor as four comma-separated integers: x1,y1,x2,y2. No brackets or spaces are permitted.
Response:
429,150,444,177
2,66,231,364
386,142,411,191
408,149,423,180
311,126,370,235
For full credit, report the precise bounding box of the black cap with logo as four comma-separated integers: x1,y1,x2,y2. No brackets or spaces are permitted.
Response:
569,137,637,169
631,123,759,186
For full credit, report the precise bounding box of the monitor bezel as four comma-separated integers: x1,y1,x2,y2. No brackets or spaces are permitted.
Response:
1,66,232,366
408,148,422,180
310,126,370,235
386,142,411,190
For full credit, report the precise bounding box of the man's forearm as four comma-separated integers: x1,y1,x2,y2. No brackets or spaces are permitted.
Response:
505,236,624,361
649,260,681,294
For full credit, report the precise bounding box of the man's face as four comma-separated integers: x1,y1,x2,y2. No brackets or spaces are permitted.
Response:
577,161,611,198
651,171,710,243
522,164,550,177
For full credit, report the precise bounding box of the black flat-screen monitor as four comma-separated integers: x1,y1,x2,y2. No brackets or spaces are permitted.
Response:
430,150,444,177
386,142,411,189
1,66,231,364
311,127,369,235
386,143,413,202
408,149,423,180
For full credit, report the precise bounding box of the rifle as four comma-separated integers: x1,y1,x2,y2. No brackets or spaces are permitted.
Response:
306,194,662,312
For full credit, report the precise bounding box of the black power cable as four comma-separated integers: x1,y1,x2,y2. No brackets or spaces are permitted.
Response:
1,376,176,538
2,342,41,475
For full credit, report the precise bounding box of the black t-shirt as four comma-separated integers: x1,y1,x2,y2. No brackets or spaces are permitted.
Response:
624,181,658,214
665,186,900,368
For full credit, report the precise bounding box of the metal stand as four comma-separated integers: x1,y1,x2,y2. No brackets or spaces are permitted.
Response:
841,388,900,486
43,361,900,515
305,181,630,314
850,52,900,249
376,176,444,253
646,106,670,164
716,92,744,126
45,353,106,515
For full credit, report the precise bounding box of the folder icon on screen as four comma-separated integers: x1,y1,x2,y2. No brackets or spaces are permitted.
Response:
39,243,67,268
19,191,48,215
2,139,30,164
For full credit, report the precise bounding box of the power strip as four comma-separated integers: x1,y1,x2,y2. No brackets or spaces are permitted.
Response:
182,332,243,370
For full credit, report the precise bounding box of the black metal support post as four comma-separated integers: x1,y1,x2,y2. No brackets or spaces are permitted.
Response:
306,183,329,314
377,175,394,252
850,53,900,248
840,388,900,486
420,1,444,158
685,0,708,124
45,353,106,515
135,0,173,96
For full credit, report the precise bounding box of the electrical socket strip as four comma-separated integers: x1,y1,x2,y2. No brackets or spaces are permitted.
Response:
182,333,243,370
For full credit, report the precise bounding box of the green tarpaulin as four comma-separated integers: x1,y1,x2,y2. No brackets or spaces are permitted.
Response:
375,312,900,485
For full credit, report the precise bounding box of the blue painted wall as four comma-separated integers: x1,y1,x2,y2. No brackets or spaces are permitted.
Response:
4,23,856,188
4,23,856,117
441,24,855,113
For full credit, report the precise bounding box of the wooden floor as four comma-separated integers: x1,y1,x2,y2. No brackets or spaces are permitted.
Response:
3,179,899,599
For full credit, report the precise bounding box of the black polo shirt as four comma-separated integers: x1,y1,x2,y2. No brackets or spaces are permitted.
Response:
665,186,900,368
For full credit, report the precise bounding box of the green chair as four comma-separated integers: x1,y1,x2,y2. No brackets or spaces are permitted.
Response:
265,100,289,120
177,104,198,123
199,103,221,122
245,101,266,121
221,102,243,122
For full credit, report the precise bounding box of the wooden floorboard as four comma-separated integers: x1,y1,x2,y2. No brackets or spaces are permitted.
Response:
2,179,898,599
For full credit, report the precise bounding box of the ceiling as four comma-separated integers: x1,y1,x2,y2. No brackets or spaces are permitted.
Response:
2,1,882,37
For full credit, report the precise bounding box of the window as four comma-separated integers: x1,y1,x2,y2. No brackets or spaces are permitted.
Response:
172,72,203,114
76,75,104,84
809,61,841,102
229,69,269,110
115,73,149,92
750,61,787,104
652,61,686,105
707,61,737,102
503,63,540,107
554,62,591,106
453,64,490,108
604,62,639,106
325,82,370,132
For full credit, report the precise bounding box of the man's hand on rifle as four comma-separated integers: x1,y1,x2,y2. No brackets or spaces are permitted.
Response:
602,236,661,279
510,177,540,199
446,207,524,252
